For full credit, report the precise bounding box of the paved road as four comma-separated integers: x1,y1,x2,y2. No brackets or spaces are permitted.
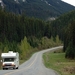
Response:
0,46,63,75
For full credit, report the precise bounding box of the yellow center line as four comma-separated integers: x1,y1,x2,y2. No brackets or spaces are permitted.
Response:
4,53,38,75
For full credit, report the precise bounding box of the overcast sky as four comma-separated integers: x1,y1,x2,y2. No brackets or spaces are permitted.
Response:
62,0,75,6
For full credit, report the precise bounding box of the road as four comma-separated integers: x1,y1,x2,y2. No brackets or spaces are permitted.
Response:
0,46,63,75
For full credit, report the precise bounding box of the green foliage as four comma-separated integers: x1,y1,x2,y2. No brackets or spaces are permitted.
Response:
1,10,75,45
55,35,62,46
28,36,40,48
3,45,9,52
0,9,63,61
50,10,75,40
65,42,75,59
41,36,54,48
0,10,46,42
40,36,62,49
0,50,2,69
18,36,32,59
64,21,75,59
0,42,4,51
41,37,50,49
48,10,75,59
0,9,75,60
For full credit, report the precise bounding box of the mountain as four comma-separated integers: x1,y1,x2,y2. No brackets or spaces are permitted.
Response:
0,0,75,19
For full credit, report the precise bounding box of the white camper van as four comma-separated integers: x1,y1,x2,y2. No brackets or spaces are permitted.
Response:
1,51,19,70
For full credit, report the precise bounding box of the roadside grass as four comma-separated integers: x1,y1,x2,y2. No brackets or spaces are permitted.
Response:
43,49,75,75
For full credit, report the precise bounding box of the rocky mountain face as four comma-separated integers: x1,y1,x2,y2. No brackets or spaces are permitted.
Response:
0,0,75,19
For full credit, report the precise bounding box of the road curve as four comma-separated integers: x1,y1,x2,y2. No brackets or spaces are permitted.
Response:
0,46,63,75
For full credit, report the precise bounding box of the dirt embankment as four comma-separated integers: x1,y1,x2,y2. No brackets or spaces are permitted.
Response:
64,66,75,74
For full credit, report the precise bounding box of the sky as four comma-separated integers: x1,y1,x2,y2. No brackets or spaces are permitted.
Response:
61,0,75,6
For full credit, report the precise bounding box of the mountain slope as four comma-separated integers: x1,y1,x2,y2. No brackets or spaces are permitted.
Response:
1,0,75,19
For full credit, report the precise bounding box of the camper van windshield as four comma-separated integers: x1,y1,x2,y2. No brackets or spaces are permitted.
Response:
4,58,14,62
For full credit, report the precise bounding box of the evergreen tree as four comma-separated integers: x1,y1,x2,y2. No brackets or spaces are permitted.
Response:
64,21,75,59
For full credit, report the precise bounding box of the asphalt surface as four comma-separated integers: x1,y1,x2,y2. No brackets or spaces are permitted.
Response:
0,46,63,75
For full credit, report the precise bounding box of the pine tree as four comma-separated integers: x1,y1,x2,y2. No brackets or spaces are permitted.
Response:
65,21,75,59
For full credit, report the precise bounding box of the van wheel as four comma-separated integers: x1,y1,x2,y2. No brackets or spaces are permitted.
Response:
16,67,18,69
6,68,8,70
13,68,14,69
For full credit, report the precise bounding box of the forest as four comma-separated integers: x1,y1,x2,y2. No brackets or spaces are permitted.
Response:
0,9,62,60
0,9,75,61
50,10,75,59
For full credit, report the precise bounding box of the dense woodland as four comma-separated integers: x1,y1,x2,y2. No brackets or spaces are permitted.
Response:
0,9,75,60
0,9,62,60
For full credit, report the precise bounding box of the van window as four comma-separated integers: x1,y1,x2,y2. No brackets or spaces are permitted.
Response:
4,58,14,62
